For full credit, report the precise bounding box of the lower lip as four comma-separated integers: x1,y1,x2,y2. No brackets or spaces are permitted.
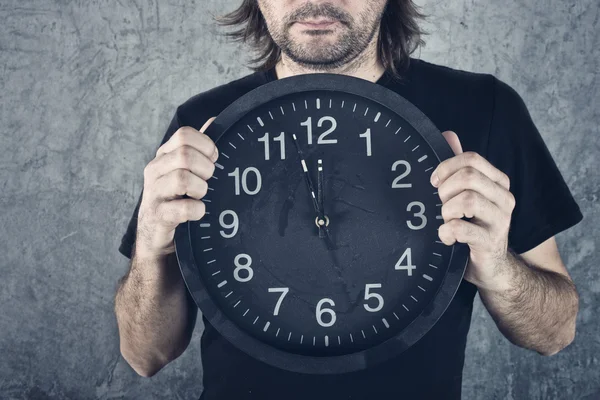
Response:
297,21,337,29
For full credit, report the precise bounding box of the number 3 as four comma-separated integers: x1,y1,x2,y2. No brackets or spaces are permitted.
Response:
406,201,427,230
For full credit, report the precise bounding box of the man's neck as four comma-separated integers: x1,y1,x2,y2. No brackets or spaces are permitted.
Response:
274,52,386,83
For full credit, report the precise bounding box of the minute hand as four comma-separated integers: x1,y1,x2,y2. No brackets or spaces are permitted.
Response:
291,133,322,217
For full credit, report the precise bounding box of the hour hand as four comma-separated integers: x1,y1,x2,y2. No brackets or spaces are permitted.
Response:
316,159,328,239
317,159,325,218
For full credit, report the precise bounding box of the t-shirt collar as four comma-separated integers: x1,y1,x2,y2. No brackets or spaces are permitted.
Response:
262,65,395,86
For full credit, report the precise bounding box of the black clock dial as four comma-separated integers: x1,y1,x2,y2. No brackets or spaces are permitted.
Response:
175,73,468,374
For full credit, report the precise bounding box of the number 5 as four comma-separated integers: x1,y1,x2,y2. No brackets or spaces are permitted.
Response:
364,283,384,312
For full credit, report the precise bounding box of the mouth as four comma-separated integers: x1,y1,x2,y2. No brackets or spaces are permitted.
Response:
295,19,338,29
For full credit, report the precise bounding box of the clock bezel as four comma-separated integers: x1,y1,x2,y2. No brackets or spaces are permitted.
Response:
174,72,469,374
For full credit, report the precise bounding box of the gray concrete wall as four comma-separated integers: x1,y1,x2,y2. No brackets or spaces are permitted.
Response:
0,1,597,399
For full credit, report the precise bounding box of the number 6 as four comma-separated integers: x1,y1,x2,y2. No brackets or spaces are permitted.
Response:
316,298,336,327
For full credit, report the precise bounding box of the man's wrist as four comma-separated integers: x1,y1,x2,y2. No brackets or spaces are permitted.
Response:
475,250,520,295
133,227,176,259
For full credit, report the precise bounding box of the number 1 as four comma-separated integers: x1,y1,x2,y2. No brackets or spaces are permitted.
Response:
359,128,372,156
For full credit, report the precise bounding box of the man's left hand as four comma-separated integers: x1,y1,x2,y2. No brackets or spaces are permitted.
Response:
429,131,516,290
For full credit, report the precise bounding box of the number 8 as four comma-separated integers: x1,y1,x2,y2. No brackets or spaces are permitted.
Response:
233,254,253,282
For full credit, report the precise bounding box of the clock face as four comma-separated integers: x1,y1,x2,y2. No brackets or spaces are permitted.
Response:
175,73,468,374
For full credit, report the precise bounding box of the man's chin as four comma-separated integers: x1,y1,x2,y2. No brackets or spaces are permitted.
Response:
287,37,343,56
284,53,350,70
290,33,339,46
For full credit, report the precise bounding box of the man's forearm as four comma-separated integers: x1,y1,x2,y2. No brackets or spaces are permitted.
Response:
477,248,579,356
114,246,195,376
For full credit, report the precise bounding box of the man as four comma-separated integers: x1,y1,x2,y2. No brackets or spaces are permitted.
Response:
114,1,584,399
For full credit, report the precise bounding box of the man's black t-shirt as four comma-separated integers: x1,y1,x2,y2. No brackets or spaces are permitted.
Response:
118,57,583,399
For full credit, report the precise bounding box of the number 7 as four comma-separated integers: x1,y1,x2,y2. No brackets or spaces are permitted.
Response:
268,287,289,316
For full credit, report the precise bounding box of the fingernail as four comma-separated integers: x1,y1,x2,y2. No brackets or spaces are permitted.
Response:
431,173,439,187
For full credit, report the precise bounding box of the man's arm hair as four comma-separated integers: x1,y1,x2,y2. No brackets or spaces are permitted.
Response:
478,248,578,356
114,244,198,377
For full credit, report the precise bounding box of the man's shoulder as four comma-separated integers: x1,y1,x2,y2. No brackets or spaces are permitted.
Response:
177,69,268,125
407,58,497,109
412,57,494,86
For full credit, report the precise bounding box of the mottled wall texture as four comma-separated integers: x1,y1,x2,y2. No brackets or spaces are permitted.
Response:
0,0,597,399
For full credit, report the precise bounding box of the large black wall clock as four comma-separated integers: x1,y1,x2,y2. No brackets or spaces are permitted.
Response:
174,72,469,374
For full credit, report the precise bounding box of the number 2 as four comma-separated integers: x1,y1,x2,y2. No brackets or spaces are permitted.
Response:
391,160,412,188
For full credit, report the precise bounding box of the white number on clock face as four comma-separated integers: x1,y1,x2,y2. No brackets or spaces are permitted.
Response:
228,167,262,195
300,116,338,145
219,210,238,238
258,132,286,161
233,253,253,282
391,160,412,188
316,298,336,327
406,201,427,230
268,287,289,316
359,128,372,157
395,248,417,276
363,283,384,312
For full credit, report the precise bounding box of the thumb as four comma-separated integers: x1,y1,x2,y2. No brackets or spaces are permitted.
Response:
200,117,218,162
200,116,217,133
441,130,463,155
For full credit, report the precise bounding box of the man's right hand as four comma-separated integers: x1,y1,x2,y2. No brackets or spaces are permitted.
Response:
135,117,218,258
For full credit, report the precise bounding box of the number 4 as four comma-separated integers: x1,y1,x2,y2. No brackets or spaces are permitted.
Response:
395,248,416,276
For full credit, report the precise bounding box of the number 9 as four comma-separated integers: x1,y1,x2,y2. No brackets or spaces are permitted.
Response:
219,210,239,238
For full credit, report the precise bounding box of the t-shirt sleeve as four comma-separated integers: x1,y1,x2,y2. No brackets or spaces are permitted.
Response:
485,76,583,255
118,107,183,259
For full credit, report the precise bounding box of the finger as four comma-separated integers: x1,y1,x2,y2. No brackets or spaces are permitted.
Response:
431,151,510,191
440,189,506,232
155,169,209,201
156,197,207,225
438,218,489,247
201,116,217,132
148,145,216,183
156,117,218,161
437,166,515,214
441,130,463,155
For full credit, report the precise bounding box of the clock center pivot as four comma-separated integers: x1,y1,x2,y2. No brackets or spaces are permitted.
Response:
315,215,330,227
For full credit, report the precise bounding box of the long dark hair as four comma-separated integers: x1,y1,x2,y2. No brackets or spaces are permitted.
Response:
214,1,429,81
